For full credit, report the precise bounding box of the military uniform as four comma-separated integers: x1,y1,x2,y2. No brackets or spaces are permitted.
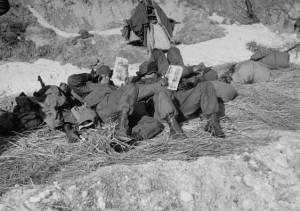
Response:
137,47,225,137
68,73,138,123
68,66,163,142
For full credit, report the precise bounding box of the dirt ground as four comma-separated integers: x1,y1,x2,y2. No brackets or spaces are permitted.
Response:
0,130,299,210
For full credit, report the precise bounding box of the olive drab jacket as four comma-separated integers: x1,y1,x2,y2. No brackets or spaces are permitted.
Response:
67,73,118,108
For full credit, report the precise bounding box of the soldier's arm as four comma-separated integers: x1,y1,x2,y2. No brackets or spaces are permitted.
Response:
67,73,93,96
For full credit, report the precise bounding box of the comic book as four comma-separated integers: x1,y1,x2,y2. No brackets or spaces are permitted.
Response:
112,57,129,87
164,65,183,90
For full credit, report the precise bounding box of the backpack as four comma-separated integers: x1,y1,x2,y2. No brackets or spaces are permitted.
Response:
14,95,43,131
15,111,43,131
0,110,15,134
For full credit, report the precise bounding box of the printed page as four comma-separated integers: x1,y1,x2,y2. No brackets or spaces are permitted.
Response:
112,57,129,87
164,65,183,90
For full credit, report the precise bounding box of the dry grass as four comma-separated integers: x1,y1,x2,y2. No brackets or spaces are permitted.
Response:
227,66,300,129
246,41,278,55
0,66,299,196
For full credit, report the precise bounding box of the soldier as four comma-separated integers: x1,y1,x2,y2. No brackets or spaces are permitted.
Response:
131,62,188,139
68,65,163,142
68,65,138,142
132,50,225,138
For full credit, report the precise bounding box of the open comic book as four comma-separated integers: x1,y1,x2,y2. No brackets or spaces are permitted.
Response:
164,65,183,90
112,57,129,87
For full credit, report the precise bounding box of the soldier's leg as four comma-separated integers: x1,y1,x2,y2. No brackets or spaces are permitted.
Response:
152,87,177,120
174,82,225,138
174,82,219,117
152,87,187,139
150,49,169,75
167,47,198,78
167,47,184,66
96,84,139,142
96,83,138,122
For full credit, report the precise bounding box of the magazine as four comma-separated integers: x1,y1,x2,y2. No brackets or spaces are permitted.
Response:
112,57,129,87
164,65,183,90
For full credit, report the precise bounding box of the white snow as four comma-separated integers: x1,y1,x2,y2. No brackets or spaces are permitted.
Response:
178,20,300,66
0,12,299,96
0,59,89,96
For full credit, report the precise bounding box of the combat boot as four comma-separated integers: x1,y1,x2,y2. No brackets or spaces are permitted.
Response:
114,110,132,142
218,100,226,119
165,114,188,140
204,113,225,138
131,132,144,142
62,123,80,143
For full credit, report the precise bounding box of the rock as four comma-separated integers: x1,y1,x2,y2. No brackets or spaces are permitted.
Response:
65,185,77,200
28,189,52,203
0,204,6,210
180,191,194,203
97,195,106,210
81,190,88,198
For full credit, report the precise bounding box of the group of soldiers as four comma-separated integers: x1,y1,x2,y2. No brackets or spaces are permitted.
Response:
0,0,237,145
64,46,237,144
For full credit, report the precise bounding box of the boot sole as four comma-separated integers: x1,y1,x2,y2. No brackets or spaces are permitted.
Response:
114,135,133,142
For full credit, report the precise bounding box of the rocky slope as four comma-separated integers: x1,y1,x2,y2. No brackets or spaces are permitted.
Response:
2,0,300,67
26,0,300,33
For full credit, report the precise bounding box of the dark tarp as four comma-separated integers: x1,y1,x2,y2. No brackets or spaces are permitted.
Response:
0,0,10,16
123,1,176,46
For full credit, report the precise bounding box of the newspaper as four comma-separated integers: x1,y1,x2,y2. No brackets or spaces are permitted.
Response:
164,65,183,90
112,57,129,87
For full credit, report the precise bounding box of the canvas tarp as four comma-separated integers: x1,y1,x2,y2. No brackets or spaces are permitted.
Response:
251,51,290,69
210,81,238,102
232,60,271,84
122,0,176,46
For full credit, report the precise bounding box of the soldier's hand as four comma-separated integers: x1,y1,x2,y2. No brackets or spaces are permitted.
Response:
124,77,130,85
160,77,169,87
